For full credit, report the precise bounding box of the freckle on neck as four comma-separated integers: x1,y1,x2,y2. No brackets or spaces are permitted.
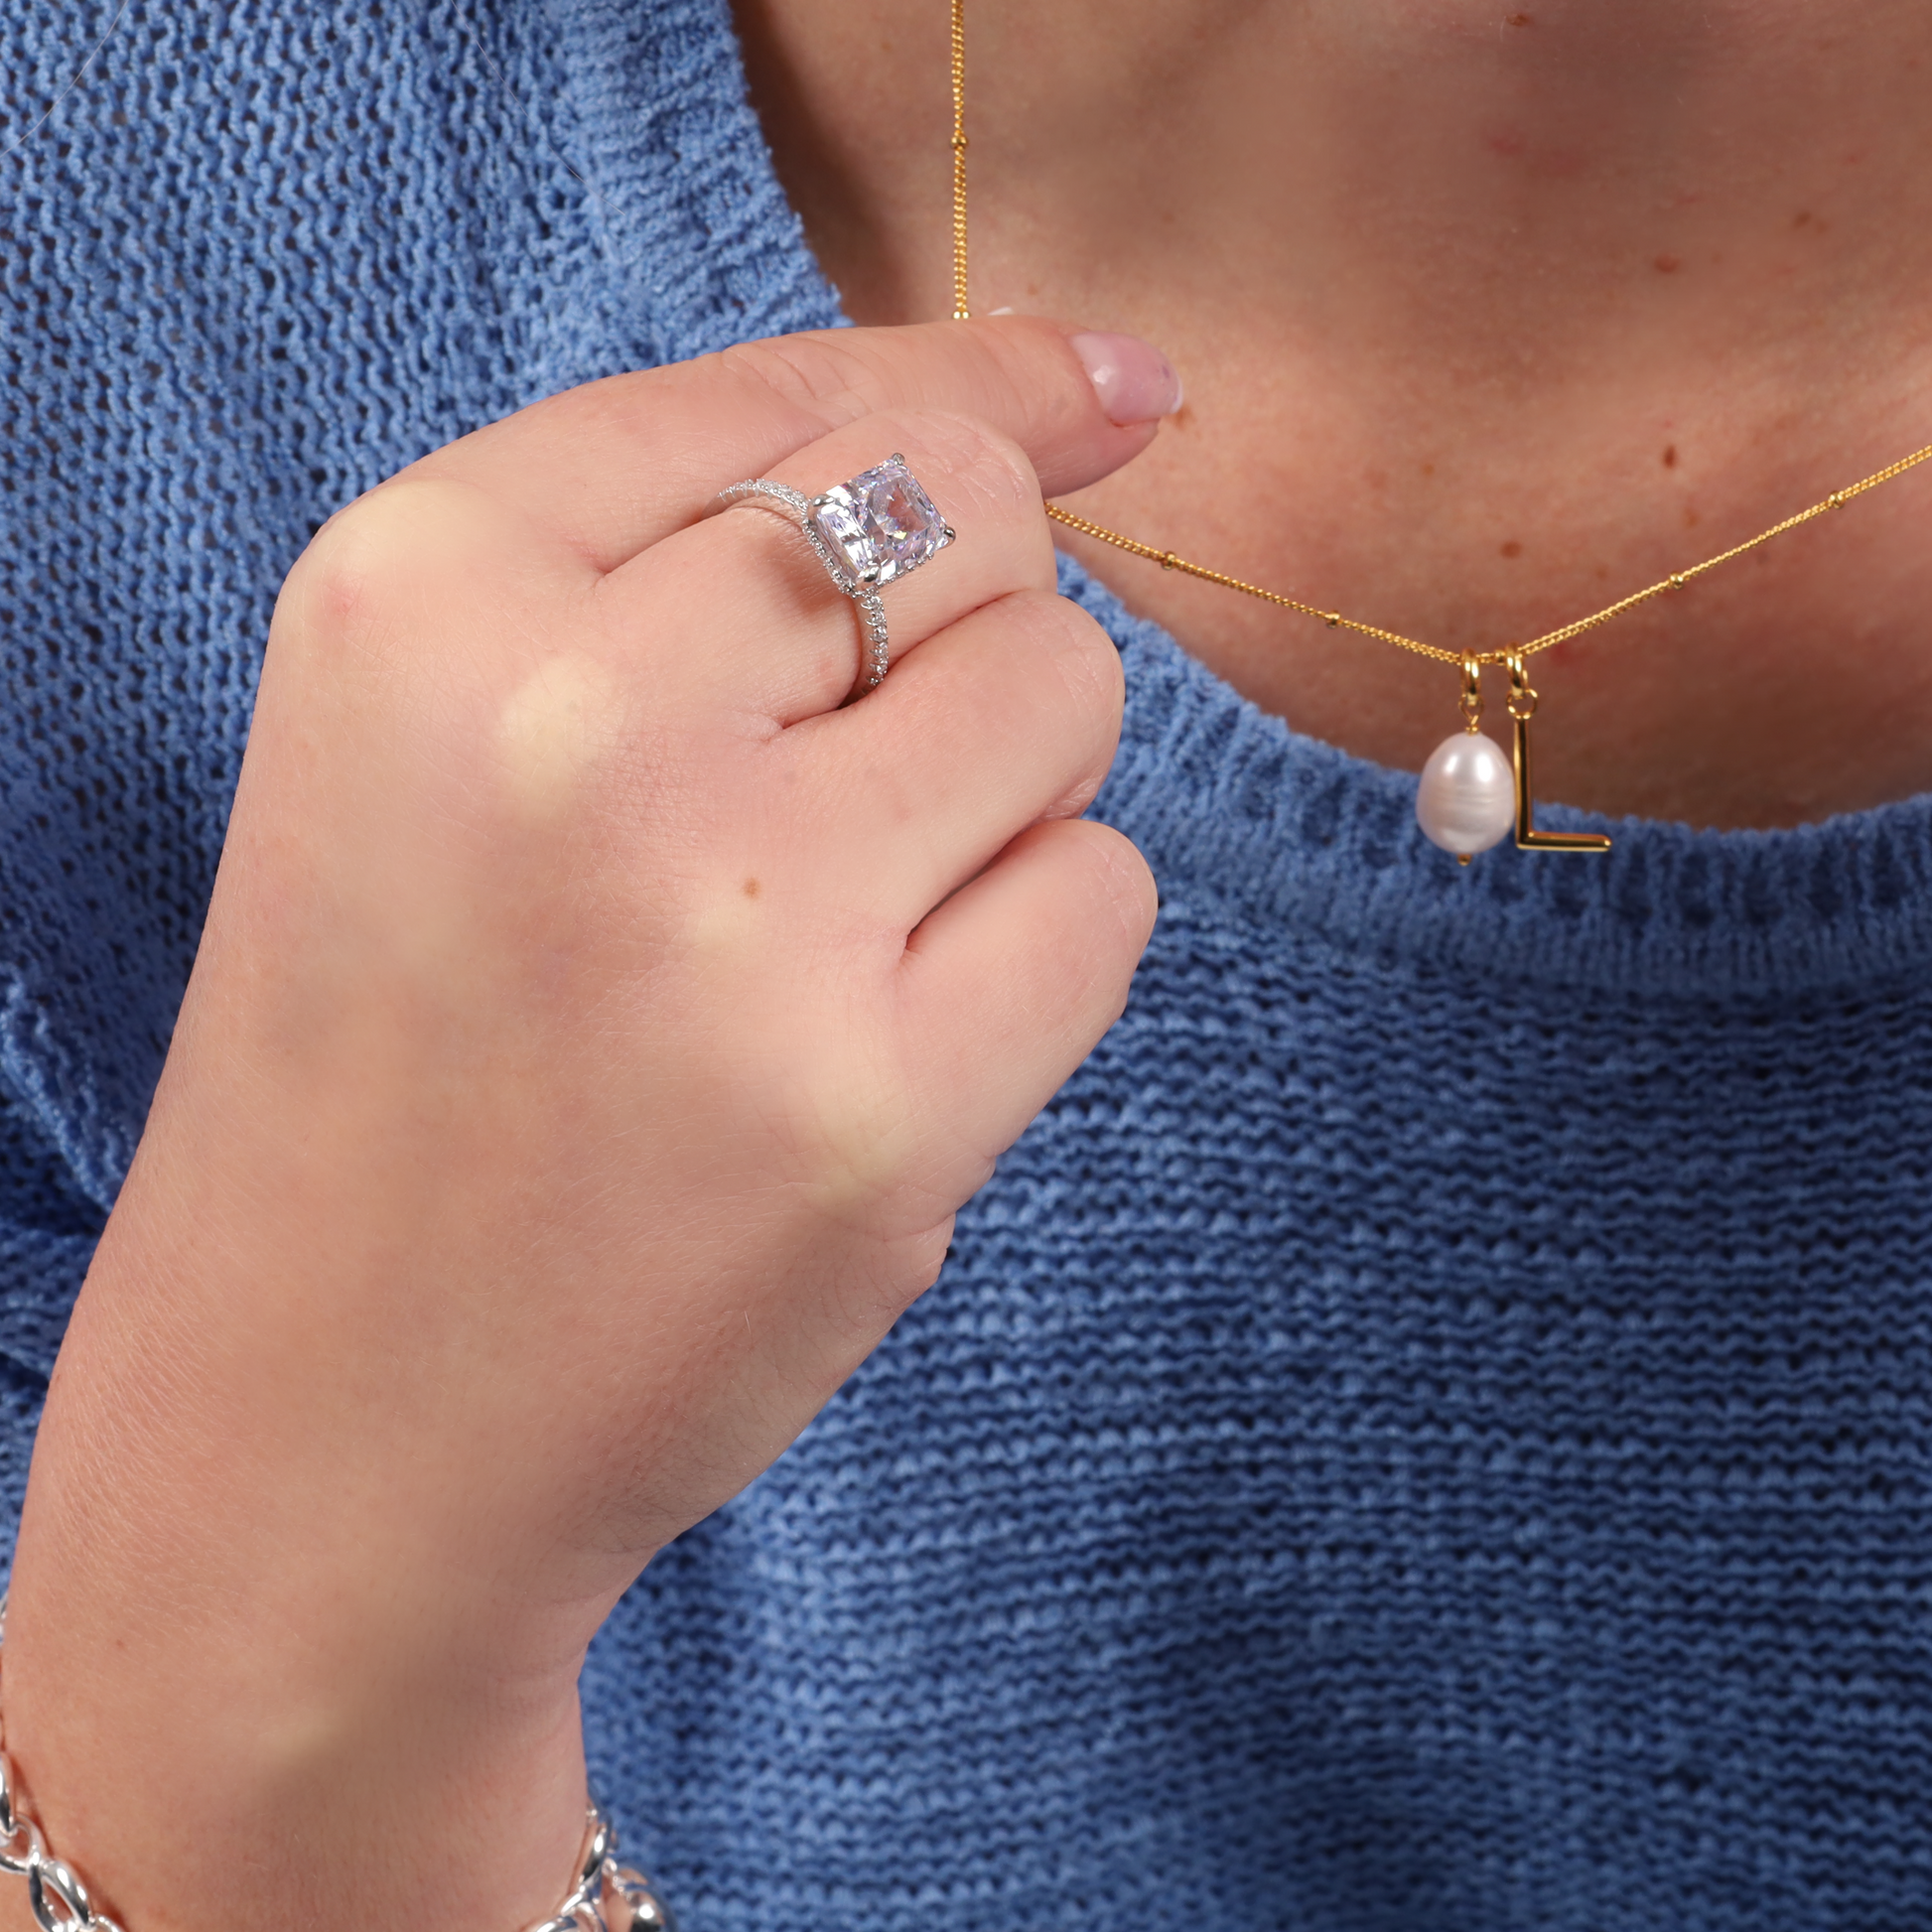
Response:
743,879,760,898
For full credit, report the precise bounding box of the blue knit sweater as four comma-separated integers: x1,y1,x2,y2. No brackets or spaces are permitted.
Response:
4,5,1930,1928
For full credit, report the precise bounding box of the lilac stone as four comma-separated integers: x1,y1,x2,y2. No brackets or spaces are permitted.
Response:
809,458,952,588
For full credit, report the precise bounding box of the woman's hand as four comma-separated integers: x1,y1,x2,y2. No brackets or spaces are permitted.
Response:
2,318,1168,1932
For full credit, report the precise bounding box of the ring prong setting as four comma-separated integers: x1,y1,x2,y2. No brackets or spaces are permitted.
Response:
715,454,953,696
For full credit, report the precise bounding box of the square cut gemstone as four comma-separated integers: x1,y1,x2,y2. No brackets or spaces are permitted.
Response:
809,458,951,588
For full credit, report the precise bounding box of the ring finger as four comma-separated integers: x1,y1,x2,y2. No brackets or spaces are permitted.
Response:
592,406,1059,726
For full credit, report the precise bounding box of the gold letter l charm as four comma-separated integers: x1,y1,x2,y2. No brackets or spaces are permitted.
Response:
1506,653,1611,854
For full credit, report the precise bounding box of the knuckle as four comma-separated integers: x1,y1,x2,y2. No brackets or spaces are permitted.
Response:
815,1223,954,1356
286,476,494,630
715,333,896,422
275,479,545,720
1030,821,1158,1011
894,407,1040,522
1080,822,1161,944
785,1048,925,1229
1006,590,1125,733
1049,605,1128,724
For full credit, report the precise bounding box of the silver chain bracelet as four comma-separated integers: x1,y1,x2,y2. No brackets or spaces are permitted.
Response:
0,1596,675,1932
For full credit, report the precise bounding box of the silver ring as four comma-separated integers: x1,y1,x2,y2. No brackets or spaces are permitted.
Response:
716,455,956,692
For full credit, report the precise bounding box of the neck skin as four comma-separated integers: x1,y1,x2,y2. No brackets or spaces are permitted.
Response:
736,0,1932,828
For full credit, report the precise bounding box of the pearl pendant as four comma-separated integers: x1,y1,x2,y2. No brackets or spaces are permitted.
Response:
1416,730,1516,860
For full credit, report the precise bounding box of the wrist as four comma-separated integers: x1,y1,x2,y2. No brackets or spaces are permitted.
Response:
2,1516,593,1932
8,1259,600,1932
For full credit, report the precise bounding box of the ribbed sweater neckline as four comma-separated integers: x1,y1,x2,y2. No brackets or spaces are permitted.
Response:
558,0,1932,1004
1070,561,1932,998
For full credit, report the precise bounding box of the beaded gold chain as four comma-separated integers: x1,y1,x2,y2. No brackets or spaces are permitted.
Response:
943,0,1932,858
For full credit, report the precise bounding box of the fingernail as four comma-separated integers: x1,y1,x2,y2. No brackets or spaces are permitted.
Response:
1068,331,1183,425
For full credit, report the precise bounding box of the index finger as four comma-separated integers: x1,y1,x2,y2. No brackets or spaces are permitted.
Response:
398,318,1175,574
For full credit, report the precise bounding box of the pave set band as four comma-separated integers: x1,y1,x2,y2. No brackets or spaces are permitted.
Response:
717,456,955,694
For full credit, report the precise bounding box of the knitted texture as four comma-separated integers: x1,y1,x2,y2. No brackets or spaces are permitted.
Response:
4,5,1932,1928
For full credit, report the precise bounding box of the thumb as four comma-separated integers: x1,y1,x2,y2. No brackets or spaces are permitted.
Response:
403,315,1184,574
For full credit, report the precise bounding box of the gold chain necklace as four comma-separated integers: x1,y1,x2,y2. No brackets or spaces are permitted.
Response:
944,0,1932,860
